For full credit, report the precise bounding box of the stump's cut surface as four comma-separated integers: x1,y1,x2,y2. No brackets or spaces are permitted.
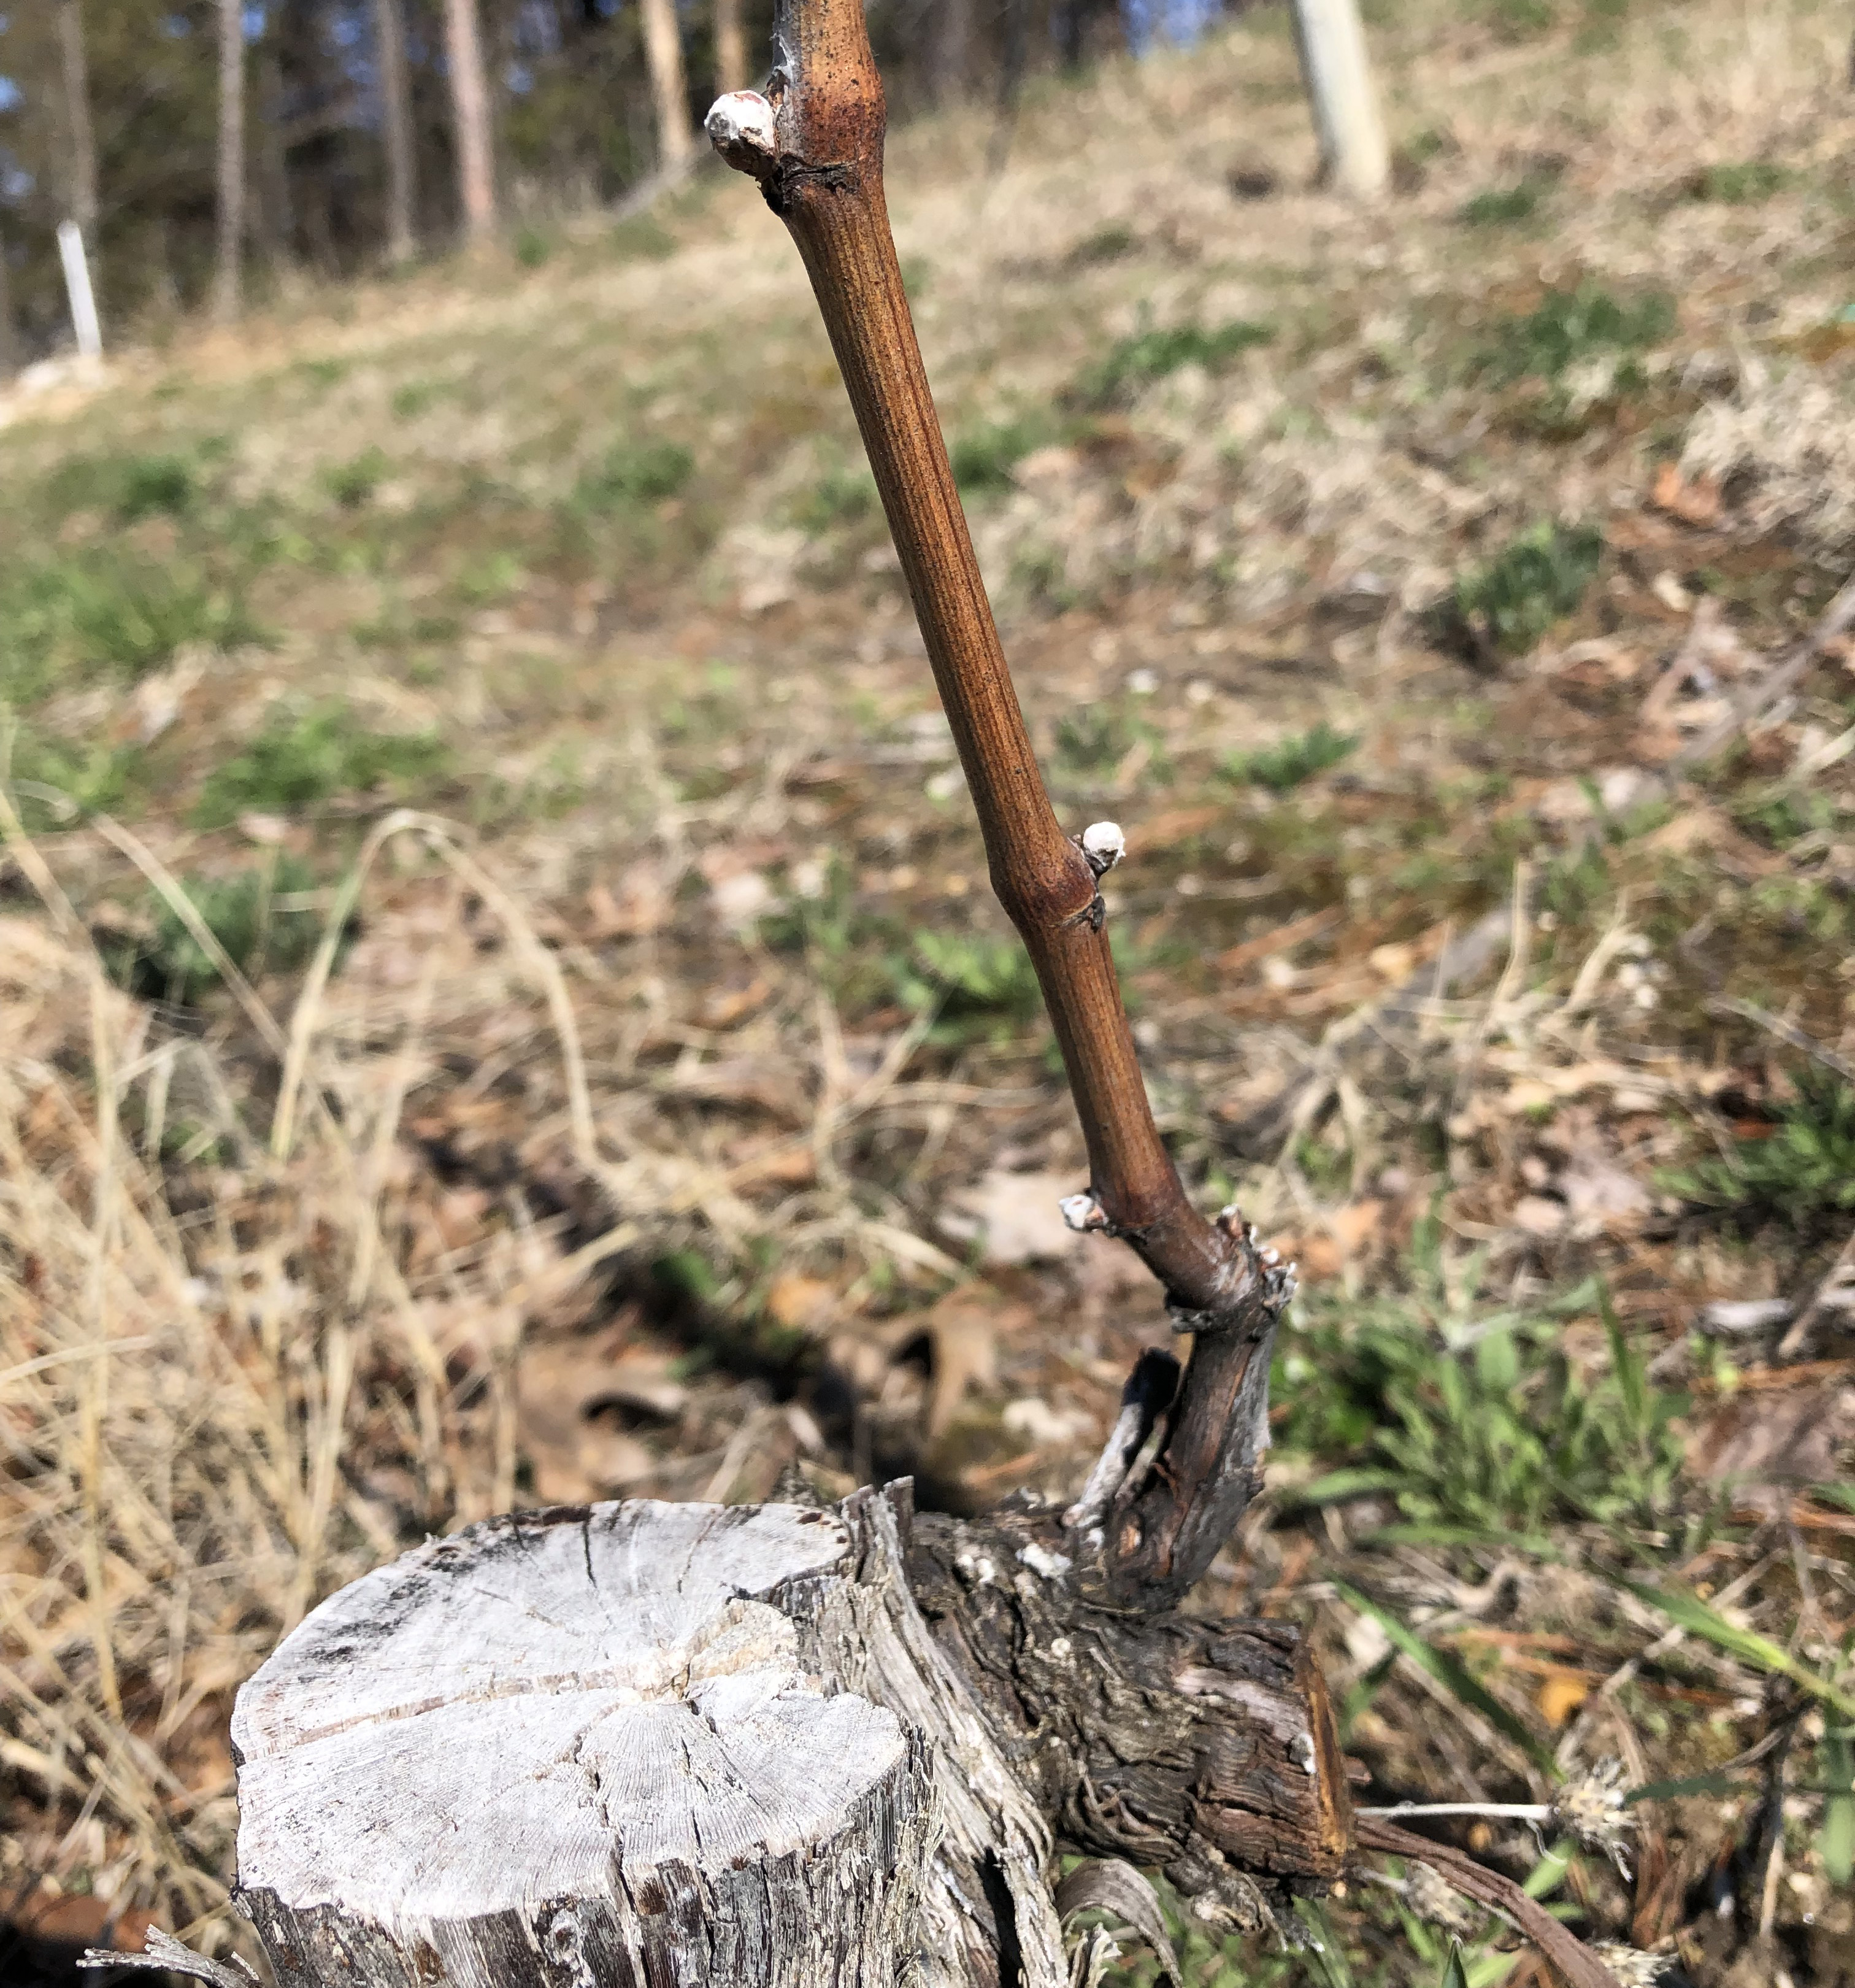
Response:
233,1501,933,1988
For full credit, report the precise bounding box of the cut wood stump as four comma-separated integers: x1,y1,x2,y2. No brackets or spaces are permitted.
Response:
231,1485,1351,1987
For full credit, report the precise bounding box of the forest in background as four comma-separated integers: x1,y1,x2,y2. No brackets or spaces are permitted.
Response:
0,0,1144,363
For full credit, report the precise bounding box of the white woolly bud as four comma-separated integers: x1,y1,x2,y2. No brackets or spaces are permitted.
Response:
1059,1193,1108,1233
705,91,778,162
1080,820,1126,874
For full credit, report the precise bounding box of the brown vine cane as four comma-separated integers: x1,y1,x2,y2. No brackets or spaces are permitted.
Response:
705,0,1290,1611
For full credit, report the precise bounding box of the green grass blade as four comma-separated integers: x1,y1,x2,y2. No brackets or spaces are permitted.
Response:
1285,1467,1408,1508
1356,1522,1561,1557
1616,1578,1855,1720
1333,1581,1559,1776
1440,1943,1470,1988
1821,1727,1854,1887
1627,1767,1757,1805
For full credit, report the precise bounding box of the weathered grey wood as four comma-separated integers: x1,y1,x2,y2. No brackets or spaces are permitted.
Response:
1289,0,1389,199
234,1500,937,1987
232,1489,1350,1988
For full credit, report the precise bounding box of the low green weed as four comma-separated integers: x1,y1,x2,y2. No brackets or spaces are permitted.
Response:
1010,542,1080,612
2,726,145,825
391,379,451,418
791,464,878,535
1053,701,1166,779
1665,1069,1855,1226
1277,1226,1684,1533
889,931,1043,1046
1690,161,1788,205
609,212,677,261
325,447,391,509
1067,223,1136,266
126,855,327,1002
513,225,553,268
1448,520,1602,657
1458,178,1550,227
194,703,451,828
1477,282,1673,387
569,438,695,516
1221,721,1359,792
1075,319,1273,405
0,554,261,700
47,449,198,520
1484,0,1555,37
758,861,905,1013
950,415,1058,496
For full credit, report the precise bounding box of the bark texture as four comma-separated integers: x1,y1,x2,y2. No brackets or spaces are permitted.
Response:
232,1491,1345,1988
442,0,497,241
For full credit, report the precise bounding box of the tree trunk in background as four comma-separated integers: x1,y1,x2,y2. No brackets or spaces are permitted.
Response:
715,0,750,95
1289,0,1389,199
996,0,1027,112
214,0,248,321
254,40,297,279
374,0,420,261
639,0,694,168
0,233,18,380
443,0,497,242
55,0,99,316
930,0,972,102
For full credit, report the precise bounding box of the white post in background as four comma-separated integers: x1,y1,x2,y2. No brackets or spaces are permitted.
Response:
1290,0,1389,199
56,218,103,361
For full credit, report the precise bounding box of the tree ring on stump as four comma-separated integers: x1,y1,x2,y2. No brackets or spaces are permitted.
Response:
232,1501,932,1987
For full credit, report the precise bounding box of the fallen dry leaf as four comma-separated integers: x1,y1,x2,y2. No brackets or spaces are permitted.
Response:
1650,459,1723,528
897,1284,1031,1436
1001,1396,1098,1447
1510,1195,1569,1237
937,1168,1086,1266
658,1056,812,1122
1133,803,1226,850
515,1326,675,1503
1559,1156,1651,1228
1267,1200,1383,1284
1537,1671,1592,1728
764,1272,838,1331
585,870,670,939
1688,1380,1855,1513
9,1889,156,1953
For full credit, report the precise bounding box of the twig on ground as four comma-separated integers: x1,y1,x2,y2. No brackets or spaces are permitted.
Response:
79,1929,259,1987
1709,993,1855,1088
1672,569,1855,771
1354,1817,1618,1988
1777,1224,1855,1360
